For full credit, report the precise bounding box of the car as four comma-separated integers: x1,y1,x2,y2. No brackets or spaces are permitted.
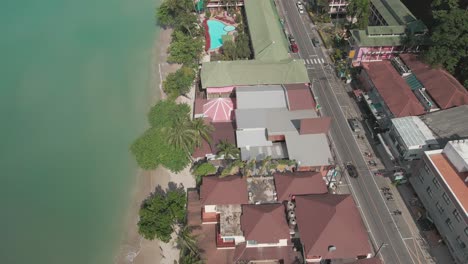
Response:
346,162,358,178
297,2,305,14
311,38,320,47
348,118,361,132
290,42,299,53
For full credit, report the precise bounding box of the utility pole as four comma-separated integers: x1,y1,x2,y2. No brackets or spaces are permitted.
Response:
375,242,388,257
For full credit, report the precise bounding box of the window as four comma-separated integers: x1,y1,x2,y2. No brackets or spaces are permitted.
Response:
426,187,433,198
465,227,468,237
453,210,462,223
442,193,451,205
456,236,466,249
436,202,444,214
409,154,418,157
432,178,441,189
446,218,454,231
247,240,257,245
418,173,424,183
424,164,430,174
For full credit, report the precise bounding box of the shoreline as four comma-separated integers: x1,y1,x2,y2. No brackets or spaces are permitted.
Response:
114,27,182,264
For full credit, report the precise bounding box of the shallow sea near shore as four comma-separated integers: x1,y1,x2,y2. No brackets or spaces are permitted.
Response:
0,0,161,263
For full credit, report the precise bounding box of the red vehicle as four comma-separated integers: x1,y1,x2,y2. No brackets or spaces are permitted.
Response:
288,34,299,53
290,42,299,53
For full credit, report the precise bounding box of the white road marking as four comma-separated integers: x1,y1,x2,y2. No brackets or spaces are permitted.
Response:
320,58,325,63
313,59,317,64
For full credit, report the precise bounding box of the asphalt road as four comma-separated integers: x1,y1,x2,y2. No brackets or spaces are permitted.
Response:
276,1,426,263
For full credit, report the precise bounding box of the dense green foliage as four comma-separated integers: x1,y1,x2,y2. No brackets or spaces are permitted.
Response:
131,100,192,172
216,140,240,159
138,187,186,242
131,127,190,171
191,118,214,147
156,0,194,27
148,100,190,128
168,30,203,65
193,162,217,184
424,1,468,86
163,66,196,98
347,0,370,29
222,40,237,60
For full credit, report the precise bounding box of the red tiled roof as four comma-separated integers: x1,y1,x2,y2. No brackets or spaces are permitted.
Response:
429,153,468,213
400,54,468,109
299,117,332,135
241,204,290,243
194,98,208,116
192,121,236,159
285,83,316,110
363,61,425,117
274,171,328,201
295,194,371,260
200,175,248,205
233,242,300,263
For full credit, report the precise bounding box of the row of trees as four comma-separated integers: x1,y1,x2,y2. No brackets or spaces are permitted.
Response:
157,0,204,98
131,100,213,172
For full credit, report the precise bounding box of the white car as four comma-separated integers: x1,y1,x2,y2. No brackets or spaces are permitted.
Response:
297,2,305,14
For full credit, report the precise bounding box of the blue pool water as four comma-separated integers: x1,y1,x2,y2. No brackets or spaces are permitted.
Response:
208,20,235,50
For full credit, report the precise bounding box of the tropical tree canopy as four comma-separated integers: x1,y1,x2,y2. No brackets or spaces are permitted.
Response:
138,186,186,242
147,100,190,128
193,162,217,184
347,0,370,29
424,1,468,86
216,140,240,159
163,66,196,98
168,30,203,65
191,118,214,147
165,117,197,154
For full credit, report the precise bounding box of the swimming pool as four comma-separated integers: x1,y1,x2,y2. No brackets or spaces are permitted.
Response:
207,20,236,50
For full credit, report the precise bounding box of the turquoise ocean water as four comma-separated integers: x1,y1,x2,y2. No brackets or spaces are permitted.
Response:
0,0,159,263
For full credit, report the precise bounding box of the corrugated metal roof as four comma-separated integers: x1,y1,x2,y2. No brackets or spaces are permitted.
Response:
200,59,309,88
236,128,272,148
236,85,287,109
392,116,437,148
244,0,290,61
285,133,332,166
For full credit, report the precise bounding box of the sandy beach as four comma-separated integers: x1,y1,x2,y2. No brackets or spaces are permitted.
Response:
114,27,197,264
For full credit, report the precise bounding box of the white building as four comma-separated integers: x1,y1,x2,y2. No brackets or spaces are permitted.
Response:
385,116,439,161
409,141,468,264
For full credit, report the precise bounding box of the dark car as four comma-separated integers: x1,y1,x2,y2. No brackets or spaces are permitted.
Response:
348,118,361,132
312,37,320,47
346,162,358,178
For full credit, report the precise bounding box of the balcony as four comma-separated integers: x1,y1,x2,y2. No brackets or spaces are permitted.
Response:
363,93,385,120
216,224,236,248
202,207,219,223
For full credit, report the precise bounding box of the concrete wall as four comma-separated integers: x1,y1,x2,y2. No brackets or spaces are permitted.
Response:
410,153,468,264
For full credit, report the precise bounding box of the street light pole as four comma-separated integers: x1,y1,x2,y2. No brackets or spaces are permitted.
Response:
375,242,388,257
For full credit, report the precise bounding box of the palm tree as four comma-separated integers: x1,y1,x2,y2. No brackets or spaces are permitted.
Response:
176,226,199,256
259,155,272,175
216,140,240,159
191,118,214,147
165,117,197,157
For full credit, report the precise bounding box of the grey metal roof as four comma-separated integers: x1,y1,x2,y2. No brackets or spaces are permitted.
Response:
236,129,272,148
285,133,332,167
235,108,317,133
236,85,287,109
420,105,468,146
240,142,288,161
391,116,437,148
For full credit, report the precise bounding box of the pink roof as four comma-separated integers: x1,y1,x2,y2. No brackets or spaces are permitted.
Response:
207,86,235,94
362,61,425,117
399,54,468,109
203,98,236,122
